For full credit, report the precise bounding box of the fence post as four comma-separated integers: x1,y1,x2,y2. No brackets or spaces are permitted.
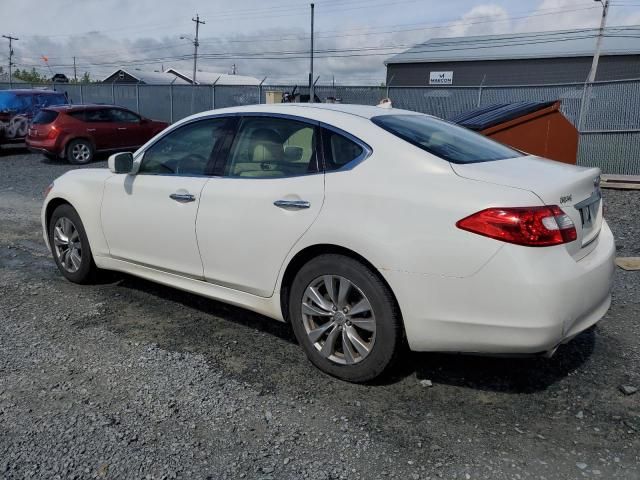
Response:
169,84,174,123
80,83,84,104
476,74,486,107
136,84,140,113
111,83,115,105
258,77,267,104
577,81,591,132
212,76,221,110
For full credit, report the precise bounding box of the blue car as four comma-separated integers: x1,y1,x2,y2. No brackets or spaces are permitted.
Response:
0,89,69,145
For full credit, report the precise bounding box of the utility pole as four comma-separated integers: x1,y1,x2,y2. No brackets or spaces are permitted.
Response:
587,0,610,84
191,14,205,85
309,3,315,103
2,35,18,87
578,0,609,131
231,63,236,75
73,56,77,82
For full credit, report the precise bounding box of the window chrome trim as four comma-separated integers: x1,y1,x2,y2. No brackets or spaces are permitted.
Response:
132,111,373,176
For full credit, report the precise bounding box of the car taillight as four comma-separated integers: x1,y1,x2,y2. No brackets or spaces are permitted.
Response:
456,205,577,247
47,126,59,139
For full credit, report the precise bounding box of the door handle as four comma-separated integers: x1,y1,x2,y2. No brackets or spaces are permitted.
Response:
170,193,196,203
117,127,127,131
86,128,96,132
274,199,311,210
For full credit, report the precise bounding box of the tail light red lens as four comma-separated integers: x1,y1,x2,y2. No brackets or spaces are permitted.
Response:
47,126,59,139
456,205,577,247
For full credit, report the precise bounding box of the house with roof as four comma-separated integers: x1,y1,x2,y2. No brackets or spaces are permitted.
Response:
164,68,260,86
385,26,640,86
102,68,260,86
101,69,191,85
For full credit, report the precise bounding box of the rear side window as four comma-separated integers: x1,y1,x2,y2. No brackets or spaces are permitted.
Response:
32,110,59,125
109,108,140,122
371,114,522,164
322,129,365,171
68,111,87,121
225,117,318,178
84,109,111,122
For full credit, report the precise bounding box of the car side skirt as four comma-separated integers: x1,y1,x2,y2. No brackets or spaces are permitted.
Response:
94,256,286,322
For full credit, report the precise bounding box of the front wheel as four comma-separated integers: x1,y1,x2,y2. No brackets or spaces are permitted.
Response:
289,254,404,383
48,204,99,284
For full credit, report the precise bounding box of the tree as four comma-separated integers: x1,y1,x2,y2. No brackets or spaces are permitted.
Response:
13,67,46,83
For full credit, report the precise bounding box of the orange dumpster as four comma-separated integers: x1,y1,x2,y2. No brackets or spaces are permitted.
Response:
451,101,578,165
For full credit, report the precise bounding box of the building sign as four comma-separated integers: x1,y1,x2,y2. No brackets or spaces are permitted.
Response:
429,71,453,85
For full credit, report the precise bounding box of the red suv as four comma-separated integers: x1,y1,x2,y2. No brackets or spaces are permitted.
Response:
26,105,168,164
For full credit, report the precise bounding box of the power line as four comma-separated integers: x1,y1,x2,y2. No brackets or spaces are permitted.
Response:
18,4,607,64
21,32,640,70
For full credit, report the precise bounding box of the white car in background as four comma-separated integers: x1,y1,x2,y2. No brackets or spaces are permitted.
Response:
42,103,615,382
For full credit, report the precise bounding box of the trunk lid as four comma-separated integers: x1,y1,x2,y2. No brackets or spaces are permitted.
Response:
451,156,602,257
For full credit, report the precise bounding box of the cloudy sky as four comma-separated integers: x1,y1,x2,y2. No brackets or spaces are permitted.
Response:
2,0,640,84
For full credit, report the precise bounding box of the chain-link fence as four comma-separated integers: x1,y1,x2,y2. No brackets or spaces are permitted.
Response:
1,79,639,174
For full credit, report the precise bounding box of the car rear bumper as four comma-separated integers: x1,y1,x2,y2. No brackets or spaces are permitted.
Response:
26,137,61,156
384,220,616,354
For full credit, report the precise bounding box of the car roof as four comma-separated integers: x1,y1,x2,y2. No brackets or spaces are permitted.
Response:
0,89,66,96
45,104,129,112
186,102,423,123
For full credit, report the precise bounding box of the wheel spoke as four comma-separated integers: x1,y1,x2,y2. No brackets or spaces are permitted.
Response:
320,325,341,358
61,249,71,269
306,286,334,312
349,297,372,316
302,302,333,317
337,277,351,308
350,318,376,332
307,321,335,343
342,328,357,364
70,230,79,242
323,275,339,306
70,250,81,270
54,225,68,243
345,325,371,357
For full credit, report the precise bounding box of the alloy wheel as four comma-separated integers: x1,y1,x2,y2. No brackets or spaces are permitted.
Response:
301,275,376,365
72,143,91,163
53,217,82,273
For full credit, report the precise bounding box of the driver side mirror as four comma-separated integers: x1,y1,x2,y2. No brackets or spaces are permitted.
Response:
108,152,134,174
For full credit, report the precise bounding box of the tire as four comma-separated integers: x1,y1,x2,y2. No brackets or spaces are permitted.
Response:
48,204,99,284
66,139,94,165
289,254,404,383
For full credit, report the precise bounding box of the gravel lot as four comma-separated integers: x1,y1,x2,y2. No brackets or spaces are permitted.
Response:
1,145,639,480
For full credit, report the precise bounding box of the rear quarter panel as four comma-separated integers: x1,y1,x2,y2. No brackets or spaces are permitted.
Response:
288,124,545,280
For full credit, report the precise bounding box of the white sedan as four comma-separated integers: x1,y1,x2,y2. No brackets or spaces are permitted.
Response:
41,103,615,382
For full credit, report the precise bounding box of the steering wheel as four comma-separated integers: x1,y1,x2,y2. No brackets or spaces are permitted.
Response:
176,154,207,175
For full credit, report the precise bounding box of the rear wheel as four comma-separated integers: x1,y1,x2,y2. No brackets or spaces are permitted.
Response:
289,254,403,382
67,139,94,165
48,204,99,284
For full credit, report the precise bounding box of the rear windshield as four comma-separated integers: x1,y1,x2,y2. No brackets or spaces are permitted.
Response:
32,110,59,125
371,114,522,164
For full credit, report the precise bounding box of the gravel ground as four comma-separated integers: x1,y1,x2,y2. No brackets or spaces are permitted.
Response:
1,145,639,480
